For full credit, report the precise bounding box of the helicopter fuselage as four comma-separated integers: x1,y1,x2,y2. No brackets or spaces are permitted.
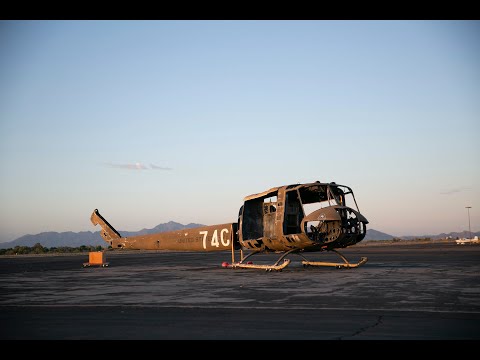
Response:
91,181,368,254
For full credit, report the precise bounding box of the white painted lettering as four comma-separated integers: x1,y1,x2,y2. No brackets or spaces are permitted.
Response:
200,231,208,249
211,229,219,247
220,228,230,246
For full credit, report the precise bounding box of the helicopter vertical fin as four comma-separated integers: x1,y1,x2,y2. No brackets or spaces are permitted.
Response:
90,209,122,243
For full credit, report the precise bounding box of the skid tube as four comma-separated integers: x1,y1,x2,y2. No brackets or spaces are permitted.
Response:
299,249,368,269
224,249,297,272
224,247,367,271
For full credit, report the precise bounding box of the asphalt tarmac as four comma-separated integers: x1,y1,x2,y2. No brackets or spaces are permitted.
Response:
1,242,479,340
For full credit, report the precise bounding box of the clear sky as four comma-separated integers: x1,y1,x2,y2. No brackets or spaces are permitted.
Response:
0,20,479,242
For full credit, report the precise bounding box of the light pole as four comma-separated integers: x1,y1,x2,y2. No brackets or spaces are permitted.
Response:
466,206,472,239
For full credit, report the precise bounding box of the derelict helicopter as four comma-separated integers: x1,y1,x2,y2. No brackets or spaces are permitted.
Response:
91,181,369,271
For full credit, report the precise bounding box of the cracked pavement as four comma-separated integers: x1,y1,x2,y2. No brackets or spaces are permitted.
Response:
1,242,479,339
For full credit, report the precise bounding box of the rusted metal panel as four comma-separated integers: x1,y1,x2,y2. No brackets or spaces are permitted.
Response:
238,182,369,253
243,186,282,202
90,209,121,242
109,223,238,252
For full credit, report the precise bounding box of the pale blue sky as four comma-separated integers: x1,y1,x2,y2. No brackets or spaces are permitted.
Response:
0,20,479,242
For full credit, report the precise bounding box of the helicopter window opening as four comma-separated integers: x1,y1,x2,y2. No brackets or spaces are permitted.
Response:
242,199,264,240
330,186,346,207
264,196,277,203
263,196,277,214
284,190,303,235
299,184,350,216
306,221,321,234
303,200,338,215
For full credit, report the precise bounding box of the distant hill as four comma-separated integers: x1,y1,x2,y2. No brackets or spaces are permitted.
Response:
364,229,395,240
399,230,480,241
0,231,105,249
1,224,477,249
364,229,480,241
0,221,205,249
119,221,204,237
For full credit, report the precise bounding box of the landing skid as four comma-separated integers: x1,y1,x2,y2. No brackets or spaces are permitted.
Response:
229,259,291,272
225,249,294,272
299,249,368,269
224,248,367,271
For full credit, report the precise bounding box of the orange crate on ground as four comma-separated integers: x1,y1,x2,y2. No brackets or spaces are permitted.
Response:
89,251,106,264
83,251,109,267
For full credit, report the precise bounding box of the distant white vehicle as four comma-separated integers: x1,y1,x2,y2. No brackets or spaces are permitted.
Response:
455,236,479,245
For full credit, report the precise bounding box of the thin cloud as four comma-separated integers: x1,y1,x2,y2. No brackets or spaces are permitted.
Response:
104,162,173,171
104,162,148,170
150,163,173,170
440,186,471,195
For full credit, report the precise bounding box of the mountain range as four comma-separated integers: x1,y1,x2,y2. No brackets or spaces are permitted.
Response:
0,223,477,249
0,221,204,249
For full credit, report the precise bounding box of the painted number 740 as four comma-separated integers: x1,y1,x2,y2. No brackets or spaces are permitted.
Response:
200,229,230,249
